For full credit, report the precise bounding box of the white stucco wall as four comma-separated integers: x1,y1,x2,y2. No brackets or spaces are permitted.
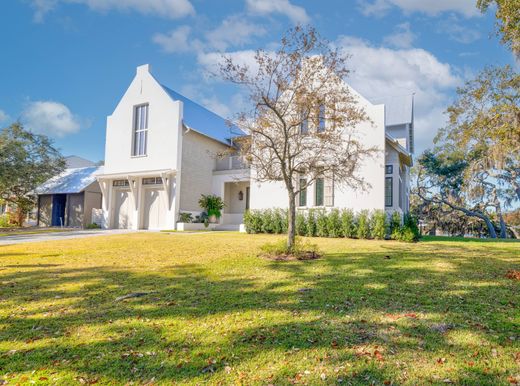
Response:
103,64,183,175
249,88,386,213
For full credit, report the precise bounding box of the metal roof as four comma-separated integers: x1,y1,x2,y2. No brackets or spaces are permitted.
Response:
372,94,414,127
35,166,103,195
65,155,96,168
161,85,245,146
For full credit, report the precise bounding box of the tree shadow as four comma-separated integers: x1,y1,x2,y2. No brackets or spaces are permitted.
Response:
0,239,518,384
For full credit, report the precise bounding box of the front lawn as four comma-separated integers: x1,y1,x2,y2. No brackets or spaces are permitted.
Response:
0,233,518,385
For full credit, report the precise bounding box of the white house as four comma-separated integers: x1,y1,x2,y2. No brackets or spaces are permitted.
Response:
97,64,413,231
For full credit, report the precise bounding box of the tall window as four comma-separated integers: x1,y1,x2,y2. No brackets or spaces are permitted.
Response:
300,111,309,134
317,104,326,133
133,104,149,156
385,177,393,207
324,176,334,206
299,177,307,207
315,178,324,206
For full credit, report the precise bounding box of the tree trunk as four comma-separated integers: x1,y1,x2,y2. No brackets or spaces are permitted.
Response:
499,214,507,239
287,191,296,251
417,190,498,238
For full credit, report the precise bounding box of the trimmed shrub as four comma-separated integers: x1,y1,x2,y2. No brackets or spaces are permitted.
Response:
357,210,371,239
389,212,420,242
0,214,13,228
306,209,317,237
340,209,355,238
316,210,328,237
371,210,387,240
244,210,263,234
390,211,402,239
327,209,342,238
295,211,307,236
272,208,286,234
261,209,275,233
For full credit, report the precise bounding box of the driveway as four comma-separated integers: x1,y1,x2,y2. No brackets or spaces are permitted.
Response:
0,229,136,246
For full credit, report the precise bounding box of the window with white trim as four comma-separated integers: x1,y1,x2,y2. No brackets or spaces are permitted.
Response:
317,104,326,133
385,177,393,207
324,176,334,206
133,104,149,156
300,111,309,134
113,179,129,187
142,177,163,185
298,177,307,207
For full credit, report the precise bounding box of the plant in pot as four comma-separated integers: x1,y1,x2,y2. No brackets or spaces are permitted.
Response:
198,194,225,223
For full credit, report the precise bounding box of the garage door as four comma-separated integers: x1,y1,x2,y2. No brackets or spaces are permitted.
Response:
143,188,166,229
113,190,130,229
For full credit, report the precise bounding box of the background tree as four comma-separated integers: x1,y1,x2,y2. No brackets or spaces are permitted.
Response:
478,0,520,56
416,149,499,238
218,26,374,250
0,123,65,226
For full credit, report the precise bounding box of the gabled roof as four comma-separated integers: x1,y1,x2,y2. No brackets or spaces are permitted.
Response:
65,155,96,168
385,133,413,166
161,85,245,146
35,166,103,195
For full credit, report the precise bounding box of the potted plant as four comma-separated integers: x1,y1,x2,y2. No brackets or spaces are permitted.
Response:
198,194,225,223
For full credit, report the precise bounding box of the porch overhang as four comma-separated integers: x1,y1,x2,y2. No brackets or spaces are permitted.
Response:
96,168,177,181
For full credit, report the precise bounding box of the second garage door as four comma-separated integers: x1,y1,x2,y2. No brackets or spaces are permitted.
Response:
143,188,166,229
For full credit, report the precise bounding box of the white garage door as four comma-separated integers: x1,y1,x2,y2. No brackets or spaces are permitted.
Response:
143,188,166,229
113,190,130,229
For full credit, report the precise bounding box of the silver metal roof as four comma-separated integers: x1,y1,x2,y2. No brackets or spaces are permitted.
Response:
35,166,103,195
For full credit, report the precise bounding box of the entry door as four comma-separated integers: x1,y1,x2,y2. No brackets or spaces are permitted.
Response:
113,190,130,229
143,189,166,229
51,194,67,226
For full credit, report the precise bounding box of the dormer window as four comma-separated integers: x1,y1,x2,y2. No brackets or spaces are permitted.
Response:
133,104,149,156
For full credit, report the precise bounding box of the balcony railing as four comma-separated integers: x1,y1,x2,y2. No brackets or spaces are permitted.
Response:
215,156,249,171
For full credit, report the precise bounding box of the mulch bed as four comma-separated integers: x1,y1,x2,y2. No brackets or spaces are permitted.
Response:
261,251,321,261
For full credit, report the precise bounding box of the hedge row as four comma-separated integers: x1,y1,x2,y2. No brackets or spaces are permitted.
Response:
243,208,420,242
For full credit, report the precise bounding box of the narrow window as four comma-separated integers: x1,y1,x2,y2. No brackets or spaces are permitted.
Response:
317,104,326,133
299,178,307,207
315,178,324,206
133,104,149,156
300,111,309,134
385,177,393,207
385,165,393,175
324,176,334,206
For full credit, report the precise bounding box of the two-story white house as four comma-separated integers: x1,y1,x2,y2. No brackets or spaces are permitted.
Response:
97,64,413,230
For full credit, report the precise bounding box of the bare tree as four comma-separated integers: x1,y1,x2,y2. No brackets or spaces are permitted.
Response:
218,26,375,250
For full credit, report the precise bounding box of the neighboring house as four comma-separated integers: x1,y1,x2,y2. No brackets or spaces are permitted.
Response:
97,64,413,231
35,157,103,227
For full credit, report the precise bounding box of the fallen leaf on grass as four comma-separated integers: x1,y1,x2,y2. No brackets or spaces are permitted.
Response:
505,270,520,281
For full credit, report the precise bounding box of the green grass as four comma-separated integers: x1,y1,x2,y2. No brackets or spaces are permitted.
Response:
0,233,518,385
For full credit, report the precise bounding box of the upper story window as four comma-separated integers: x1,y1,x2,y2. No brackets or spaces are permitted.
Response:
385,165,393,175
317,104,326,133
300,111,309,135
133,104,149,156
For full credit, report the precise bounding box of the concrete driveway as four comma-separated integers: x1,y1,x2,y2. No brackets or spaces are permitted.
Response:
0,229,136,246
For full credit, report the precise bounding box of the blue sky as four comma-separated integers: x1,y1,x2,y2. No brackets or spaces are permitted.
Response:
0,0,515,162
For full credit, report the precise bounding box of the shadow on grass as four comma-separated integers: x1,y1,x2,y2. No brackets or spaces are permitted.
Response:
0,241,518,384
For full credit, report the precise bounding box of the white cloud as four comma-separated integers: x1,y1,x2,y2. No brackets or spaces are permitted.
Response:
246,0,310,24
336,35,461,152
197,49,262,77
153,26,201,53
0,110,9,123
205,15,267,51
31,0,195,22
438,18,481,44
21,101,81,137
383,22,416,48
358,0,479,18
